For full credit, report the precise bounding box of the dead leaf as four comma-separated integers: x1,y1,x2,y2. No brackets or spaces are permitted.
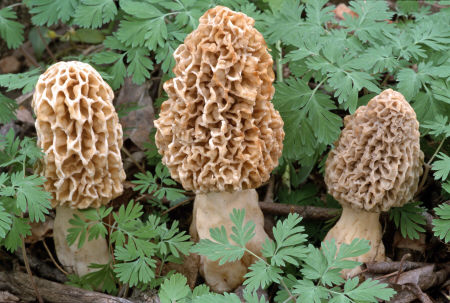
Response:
389,264,435,286
393,231,426,259
0,291,19,302
333,3,358,20
16,106,35,125
25,216,54,244
115,77,154,149
162,253,200,289
0,56,20,74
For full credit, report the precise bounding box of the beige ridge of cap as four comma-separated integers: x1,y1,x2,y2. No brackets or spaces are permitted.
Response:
32,61,126,209
155,6,285,193
325,89,424,212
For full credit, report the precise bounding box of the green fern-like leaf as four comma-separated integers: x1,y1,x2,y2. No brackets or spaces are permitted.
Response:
0,7,24,49
389,202,426,240
74,0,117,28
432,203,450,243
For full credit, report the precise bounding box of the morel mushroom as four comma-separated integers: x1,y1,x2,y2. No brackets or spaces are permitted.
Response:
154,6,284,292
324,89,423,277
32,61,126,276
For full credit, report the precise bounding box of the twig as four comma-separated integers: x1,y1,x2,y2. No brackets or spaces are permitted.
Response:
15,91,34,105
416,137,446,195
121,146,145,173
42,239,69,276
263,177,275,203
276,40,283,83
366,260,428,274
37,28,56,62
20,45,41,69
82,44,104,56
7,3,24,9
21,237,43,303
0,271,135,303
394,253,411,284
259,201,340,220
381,73,391,87
161,196,194,215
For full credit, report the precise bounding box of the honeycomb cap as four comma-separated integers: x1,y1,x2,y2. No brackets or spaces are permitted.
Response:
32,61,126,209
325,89,424,212
154,6,284,193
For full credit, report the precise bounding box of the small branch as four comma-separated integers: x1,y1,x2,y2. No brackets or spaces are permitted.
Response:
381,73,391,87
37,28,56,62
21,237,43,303
263,177,275,203
259,201,340,220
394,253,411,284
276,40,283,83
365,260,429,274
416,137,446,195
42,239,69,276
121,146,145,173
0,271,135,303
7,3,24,9
20,45,41,69
161,196,194,215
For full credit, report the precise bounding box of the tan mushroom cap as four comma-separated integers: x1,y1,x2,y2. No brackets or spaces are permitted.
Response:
155,6,284,193
325,89,424,212
32,61,126,209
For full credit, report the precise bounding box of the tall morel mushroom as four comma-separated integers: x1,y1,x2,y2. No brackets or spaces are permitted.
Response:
32,61,126,276
325,89,423,277
154,6,284,292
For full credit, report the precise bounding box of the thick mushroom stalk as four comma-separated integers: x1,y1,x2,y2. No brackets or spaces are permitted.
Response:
32,61,126,276
324,89,423,277
190,190,268,292
154,6,284,292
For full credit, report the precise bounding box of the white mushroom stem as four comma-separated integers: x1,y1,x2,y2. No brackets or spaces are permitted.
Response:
53,205,110,276
190,189,268,293
324,205,385,278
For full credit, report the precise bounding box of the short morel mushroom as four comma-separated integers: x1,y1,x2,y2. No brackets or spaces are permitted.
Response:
154,6,284,292
32,61,126,276
324,89,424,277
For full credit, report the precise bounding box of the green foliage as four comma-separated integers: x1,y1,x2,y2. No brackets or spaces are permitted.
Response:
432,203,450,243
263,0,450,163
67,200,192,291
0,69,42,94
0,129,52,252
0,1,448,300
192,209,395,302
74,0,117,29
432,153,450,181
132,162,185,204
389,202,426,240
0,94,17,124
0,7,24,49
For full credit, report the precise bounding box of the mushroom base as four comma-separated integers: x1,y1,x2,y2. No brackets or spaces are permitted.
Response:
190,189,268,292
324,206,385,278
53,205,110,276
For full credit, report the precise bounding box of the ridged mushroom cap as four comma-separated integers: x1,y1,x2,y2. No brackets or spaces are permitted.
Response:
325,89,424,212
154,6,284,193
32,61,126,209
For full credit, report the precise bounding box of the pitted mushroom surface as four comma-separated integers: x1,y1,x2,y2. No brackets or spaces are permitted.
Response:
155,5,284,194
324,89,424,278
325,89,423,212
33,61,125,209
154,6,284,292
33,61,125,276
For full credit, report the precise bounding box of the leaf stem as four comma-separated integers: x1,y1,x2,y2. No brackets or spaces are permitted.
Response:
42,239,69,276
21,236,44,303
427,136,446,166
276,40,283,82
416,136,446,195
